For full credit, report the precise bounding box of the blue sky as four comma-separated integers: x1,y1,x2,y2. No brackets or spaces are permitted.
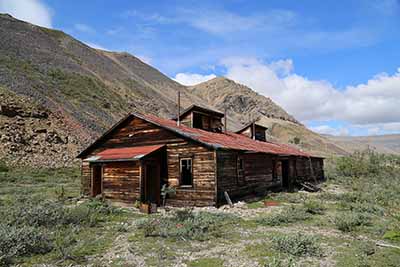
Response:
1,0,400,136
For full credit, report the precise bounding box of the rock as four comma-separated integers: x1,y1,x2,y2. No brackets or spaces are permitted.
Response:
34,128,47,133
0,105,18,117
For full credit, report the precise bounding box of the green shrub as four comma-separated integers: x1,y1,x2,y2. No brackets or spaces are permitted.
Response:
257,206,311,226
303,200,326,215
334,212,371,232
265,256,296,267
5,199,118,228
0,160,8,173
271,233,322,257
383,230,400,241
0,224,53,265
138,210,236,241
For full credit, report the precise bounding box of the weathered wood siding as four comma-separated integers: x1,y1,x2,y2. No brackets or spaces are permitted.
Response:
81,116,216,206
102,162,140,202
180,113,192,127
295,157,325,182
216,150,280,204
81,161,90,195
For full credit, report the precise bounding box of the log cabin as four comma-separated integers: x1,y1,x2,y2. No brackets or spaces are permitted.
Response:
77,105,324,207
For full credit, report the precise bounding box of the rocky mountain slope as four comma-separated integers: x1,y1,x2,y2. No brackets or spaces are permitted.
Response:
0,13,210,166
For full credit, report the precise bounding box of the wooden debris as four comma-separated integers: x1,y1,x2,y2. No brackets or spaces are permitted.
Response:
376,242,400,249
224,191,233,207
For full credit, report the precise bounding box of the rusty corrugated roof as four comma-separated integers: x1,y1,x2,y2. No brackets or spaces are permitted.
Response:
85,144,164,162
138,113,311,157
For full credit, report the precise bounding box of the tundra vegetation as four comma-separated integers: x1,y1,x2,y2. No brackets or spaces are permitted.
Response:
0,150,400,266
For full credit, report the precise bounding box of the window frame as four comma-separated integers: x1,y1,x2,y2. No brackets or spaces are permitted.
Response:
179,157,193,188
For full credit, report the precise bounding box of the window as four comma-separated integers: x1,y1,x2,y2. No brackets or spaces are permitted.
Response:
192,113,203,129
180,158,193,186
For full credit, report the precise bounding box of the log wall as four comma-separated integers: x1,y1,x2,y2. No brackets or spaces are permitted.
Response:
81,116,216,206
102,161,140,202
216,150,280,204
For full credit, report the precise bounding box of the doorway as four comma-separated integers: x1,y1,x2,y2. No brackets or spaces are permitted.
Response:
143,162,161,205
91,165,102,197
281,160,290,189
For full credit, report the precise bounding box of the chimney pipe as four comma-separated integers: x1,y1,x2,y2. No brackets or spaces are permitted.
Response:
224,108,227,133
252,121,256,140
177,91,181,126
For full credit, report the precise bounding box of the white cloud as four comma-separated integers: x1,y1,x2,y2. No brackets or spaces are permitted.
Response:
0,0,52,28
74,23,95,34
174,73,217,86
185,57,400,135
180,9,296,35
221,57,400,127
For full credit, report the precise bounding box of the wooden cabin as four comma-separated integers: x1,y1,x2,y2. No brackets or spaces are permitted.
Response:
77,106,324,207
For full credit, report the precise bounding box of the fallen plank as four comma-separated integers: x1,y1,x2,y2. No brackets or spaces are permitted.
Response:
376,242,400,249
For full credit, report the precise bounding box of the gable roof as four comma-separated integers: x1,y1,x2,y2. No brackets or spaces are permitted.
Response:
78,112,316,159
171,104,224,120
236,122,268,134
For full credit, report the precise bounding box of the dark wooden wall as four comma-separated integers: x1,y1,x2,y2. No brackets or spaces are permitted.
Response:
216,150,281,204
295,157,325,182
80,116,216,206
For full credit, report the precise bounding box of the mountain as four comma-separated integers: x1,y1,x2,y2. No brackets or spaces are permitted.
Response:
189,77,349,156
0,14,360,166
325,134,400,155
0,13,211,166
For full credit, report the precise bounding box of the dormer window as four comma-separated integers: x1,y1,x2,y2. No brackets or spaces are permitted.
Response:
236,122,268,142
173,105,224,133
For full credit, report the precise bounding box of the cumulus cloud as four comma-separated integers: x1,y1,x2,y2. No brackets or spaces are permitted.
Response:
0,0,52,28
174,73,217,86
181,57,400,135
220,58,400,129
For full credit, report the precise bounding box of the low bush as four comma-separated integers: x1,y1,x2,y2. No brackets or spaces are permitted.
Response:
271,233,322,257
0,160,8,173
257,206,311,226
333,212,371,232
0,224,53,265
303,200,326,215
138,209,236,241
5,199,118,228
383,230,400,241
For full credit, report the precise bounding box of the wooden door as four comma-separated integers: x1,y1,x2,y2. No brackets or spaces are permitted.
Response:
91,165,102,197
281,160,290,189
144,162,161,205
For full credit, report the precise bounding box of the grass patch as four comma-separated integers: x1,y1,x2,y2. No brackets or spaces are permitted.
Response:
187,258,224,267
257,206,311,226
137,209,237,241
271,233,322,257
333,212,371,232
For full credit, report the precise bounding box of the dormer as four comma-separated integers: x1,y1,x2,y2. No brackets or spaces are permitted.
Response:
236,122,268,142
173,105,224,132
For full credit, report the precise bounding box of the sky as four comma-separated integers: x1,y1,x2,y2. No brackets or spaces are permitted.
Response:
1,0,400,136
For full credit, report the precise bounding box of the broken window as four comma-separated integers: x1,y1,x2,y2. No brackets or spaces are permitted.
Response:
180,158,193,186
192,112,203,129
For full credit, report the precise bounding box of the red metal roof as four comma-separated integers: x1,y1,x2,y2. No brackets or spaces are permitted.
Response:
86,144,164,162
138,113,311,157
